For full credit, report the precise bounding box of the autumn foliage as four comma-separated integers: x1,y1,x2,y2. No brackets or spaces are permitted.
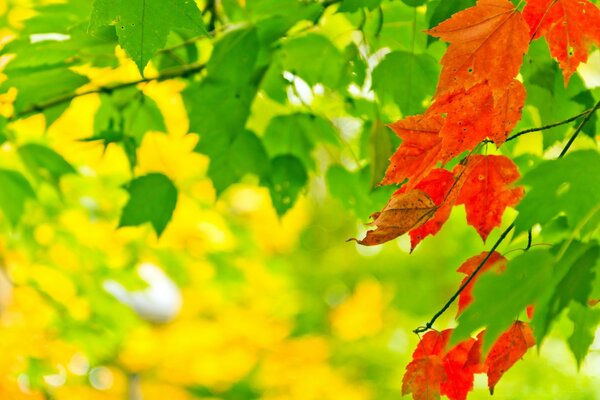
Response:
354,0,600,397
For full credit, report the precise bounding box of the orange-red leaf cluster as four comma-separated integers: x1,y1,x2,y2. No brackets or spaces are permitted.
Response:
403,322,535,400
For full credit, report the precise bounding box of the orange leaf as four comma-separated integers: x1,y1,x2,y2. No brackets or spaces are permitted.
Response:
402,169,457,251
381,114,444,188
427,0,530,95
431,83,494,162
454,155,524,241
403,357,447,400
350,189,437,246
430,80,526,161
523,0,600,84
403,330,450,400
456,251,507,315
485,321,535,393
404,330,480,400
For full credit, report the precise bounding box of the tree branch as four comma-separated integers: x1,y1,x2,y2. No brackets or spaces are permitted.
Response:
7,63,206,122
413,222,515,334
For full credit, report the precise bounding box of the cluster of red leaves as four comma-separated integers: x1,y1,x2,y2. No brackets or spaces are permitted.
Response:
403,322,535,400
353,0,600,397
403,253,535,399
356,0,600,249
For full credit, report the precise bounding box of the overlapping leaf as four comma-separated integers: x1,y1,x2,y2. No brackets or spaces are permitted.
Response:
381,114,444,188
401,168,456,251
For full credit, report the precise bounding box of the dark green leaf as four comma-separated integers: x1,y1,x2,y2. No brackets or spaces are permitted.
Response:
263,155,308,216
339,0,382,12
89,0,206,74
208,130,269,194
18,144,76,185
531,241,599,345
0,169,35,226
119,173,178,236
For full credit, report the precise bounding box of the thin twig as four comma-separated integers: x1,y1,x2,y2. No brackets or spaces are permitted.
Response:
559,99,600,158
505,109,592,142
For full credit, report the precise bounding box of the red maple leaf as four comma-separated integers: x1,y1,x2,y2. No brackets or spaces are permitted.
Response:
381,114,444,188
401,168,457,251
485,321,535,393
403,330,451,400
523,0,600,84
429,80,526,161
454,155,524,241
456,251,507,315
427,0,530,95
441,338,478,400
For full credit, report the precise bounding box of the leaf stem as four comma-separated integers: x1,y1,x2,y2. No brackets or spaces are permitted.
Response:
7,63,206,122
413,222,515,334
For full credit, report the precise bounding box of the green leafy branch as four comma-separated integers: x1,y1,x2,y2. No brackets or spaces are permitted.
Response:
7,63,205,122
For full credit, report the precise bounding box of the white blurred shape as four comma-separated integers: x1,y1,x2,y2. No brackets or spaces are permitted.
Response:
30,33,70,43
103,262,182,324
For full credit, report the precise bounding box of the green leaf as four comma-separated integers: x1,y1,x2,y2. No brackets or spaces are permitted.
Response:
119,173,178,236
208,130,269,194
0,169,35,227
89,0,206,74
18,144,76,185
372,51,439,115
339,0,382,12
263,113,339,171
452,249,554,353
568,301,600,367
326,165,395,218
531,241,599,345
401,0,427,7
515,150,600,236
276,34,345,88
184,27,260,163
263,155,308,216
